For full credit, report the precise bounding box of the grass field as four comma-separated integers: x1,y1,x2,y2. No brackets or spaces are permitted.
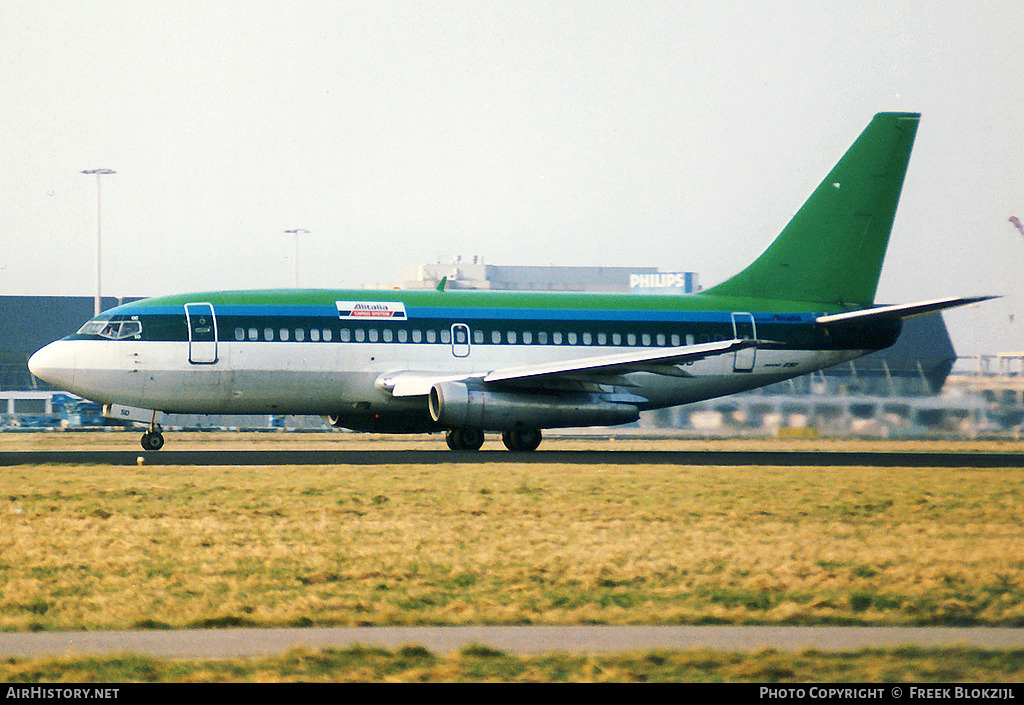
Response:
2,431,1024,681
3,432,1024,631
4,645,1024,682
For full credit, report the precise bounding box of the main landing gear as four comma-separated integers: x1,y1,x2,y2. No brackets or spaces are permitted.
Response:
502,427,542,452
445,427,485,451
444,427,543,452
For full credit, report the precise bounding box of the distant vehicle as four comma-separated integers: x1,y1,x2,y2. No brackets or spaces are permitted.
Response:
50,394,110,427
29,113,992,451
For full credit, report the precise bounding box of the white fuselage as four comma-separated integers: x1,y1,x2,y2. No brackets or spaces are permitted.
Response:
29,336,863,417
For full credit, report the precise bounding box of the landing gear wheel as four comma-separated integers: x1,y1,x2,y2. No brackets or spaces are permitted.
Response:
445,428,485,451
502,427,542,452
141,430,165,451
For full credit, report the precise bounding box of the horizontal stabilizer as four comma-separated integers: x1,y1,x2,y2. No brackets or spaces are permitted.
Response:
815,295,998,325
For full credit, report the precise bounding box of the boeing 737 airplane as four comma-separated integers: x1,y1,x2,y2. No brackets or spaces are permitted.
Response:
29,113,992,451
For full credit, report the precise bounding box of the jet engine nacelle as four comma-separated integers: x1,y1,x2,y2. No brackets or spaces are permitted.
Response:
428,381,639,430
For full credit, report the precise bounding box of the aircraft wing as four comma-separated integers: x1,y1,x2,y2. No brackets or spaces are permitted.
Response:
378,338,756,397
483,338,755,383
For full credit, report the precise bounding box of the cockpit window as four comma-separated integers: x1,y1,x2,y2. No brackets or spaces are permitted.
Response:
77,318,143,339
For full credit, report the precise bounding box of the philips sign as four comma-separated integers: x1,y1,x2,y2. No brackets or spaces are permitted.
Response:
629,272,698,293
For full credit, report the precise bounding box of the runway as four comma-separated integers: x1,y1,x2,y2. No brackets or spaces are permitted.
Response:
3,625,1024,659
3,448,1023,467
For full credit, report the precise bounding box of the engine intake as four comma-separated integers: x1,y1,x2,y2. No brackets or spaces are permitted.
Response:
428,381,639,430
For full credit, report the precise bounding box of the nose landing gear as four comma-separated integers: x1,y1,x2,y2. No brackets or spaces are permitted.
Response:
141,429,165,451
141,410,164,451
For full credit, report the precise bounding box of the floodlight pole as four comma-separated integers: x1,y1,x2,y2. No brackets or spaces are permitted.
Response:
284,229,309,288
82,169,115,315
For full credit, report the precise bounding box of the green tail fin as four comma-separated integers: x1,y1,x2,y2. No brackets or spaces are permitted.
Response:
705,112,920,307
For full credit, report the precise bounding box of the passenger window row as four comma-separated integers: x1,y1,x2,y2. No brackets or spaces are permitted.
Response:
234,327,333,342
232,324,702,347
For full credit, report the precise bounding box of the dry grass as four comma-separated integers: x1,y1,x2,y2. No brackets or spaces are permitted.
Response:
2,432,1024,631
4,646,1024,682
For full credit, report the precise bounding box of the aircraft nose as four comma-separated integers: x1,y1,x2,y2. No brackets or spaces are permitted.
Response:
28,341,76,390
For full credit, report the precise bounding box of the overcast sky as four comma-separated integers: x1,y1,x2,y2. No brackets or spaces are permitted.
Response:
2,1,1021,360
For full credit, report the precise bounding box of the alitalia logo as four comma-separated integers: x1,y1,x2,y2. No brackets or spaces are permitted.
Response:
336,301,407,319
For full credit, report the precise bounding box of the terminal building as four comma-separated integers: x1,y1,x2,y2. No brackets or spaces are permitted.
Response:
0,259,1011,435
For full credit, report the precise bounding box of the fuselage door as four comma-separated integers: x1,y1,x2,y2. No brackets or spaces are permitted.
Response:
185,302,218,365
731,312,756,372
451,323,471,358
